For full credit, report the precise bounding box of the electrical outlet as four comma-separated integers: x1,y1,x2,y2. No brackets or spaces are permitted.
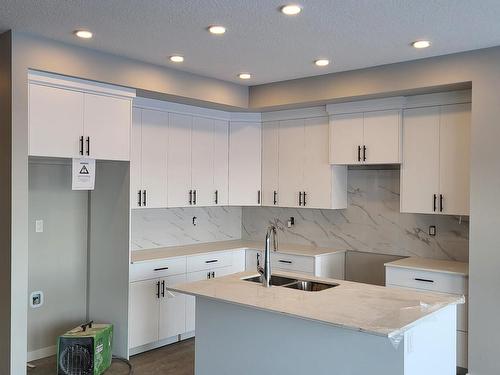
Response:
30,291,44,308
287,217,295,228
35,220,43,233
429,225,436,236
192,216,197,226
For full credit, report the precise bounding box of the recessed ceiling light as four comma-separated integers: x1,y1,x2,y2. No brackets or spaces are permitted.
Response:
74,30,93,39
412,40,431,49
170,55,184,63
314,59,330,67
208,25,226,35
281,4,302,15
238,73,251,80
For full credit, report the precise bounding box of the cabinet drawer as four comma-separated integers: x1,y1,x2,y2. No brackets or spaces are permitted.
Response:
457,331,468,369
130,257,187,282
385,267,467,294
272,253,314,274
187,251,233,272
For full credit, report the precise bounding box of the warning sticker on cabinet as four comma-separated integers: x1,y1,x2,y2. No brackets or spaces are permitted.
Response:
72,158,96,190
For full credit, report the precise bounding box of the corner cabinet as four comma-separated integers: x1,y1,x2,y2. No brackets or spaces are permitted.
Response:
28,71,135,161
400,103,470,215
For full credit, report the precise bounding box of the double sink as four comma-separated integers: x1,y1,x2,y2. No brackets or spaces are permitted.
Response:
243,274,338,292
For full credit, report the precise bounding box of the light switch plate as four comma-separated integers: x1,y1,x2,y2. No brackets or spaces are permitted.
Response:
35,220,43,233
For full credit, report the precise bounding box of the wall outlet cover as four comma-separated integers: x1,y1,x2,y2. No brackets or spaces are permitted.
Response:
30,291,44,308
35,220,44,233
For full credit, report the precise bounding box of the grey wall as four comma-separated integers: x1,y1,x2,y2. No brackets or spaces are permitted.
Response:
131,207,242,250
28,160,88,355
243,170,469,262
0,30,12,374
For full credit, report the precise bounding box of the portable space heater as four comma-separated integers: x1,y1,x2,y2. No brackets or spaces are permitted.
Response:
57,321,113,375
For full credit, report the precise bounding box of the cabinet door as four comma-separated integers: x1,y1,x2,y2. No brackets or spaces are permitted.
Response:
29,83,84,158
363,110,401,164
167,113,192,207
228,121,262,206
141,109,169,208
185,270,209,333
191,117,215,206
84,93,131,161
439,103,471,216
159,274,187,340
130,108,143,209
329,113,364,164
261,121,280,206
303,117,332,209
278,119,304,208
213,120,229,206
129,279,160,348
401,107,440,214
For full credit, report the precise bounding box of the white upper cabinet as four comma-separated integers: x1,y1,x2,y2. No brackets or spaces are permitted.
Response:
401,103,470,215
28,72,135,160
213,120,229,206
327,98,404,165
261,121,280,206
192,117,215,206
228,121,262,206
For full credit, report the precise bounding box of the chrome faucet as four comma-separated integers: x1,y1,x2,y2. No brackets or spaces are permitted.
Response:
257,224,278,287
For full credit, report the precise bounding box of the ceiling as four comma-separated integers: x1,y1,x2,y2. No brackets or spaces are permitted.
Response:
1,0,500,86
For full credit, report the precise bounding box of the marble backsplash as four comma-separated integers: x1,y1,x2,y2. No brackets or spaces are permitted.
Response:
131,206,242,250
242,169,469,262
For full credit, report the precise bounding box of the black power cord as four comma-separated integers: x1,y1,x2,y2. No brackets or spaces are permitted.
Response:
112,356,134,375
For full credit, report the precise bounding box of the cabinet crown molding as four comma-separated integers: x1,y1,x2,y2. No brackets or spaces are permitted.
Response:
326,97,406,115
28,69,136,99
261,106,327,122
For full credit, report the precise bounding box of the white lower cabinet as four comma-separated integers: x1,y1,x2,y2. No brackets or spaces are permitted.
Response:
158,274,187,340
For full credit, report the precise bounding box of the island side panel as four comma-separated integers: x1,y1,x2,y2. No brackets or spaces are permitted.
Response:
194,297,404,375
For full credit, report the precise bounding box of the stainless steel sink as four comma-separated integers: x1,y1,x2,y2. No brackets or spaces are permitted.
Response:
243,275,298,286
243,275,338,292
283,280,338,292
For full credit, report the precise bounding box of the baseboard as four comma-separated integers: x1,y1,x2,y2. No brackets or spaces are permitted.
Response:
27,345,56,362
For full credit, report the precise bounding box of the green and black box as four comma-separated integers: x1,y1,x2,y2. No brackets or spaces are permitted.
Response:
57,322,113,375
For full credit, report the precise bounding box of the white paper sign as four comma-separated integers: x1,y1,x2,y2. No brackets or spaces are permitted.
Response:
72,158,96,190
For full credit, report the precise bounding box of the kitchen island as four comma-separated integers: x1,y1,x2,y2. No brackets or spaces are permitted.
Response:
170,271,464,375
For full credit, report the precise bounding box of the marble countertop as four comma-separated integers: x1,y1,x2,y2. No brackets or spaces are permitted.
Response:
384,257,468,276
131,240,345,263
169,270,464,338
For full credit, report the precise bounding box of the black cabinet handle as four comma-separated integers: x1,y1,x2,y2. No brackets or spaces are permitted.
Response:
298,191,302,206
161,280,165,297
138,190,142,207
215,190,218,205
189,190,193,205
257,190,261,205
86,137,90,156
278,259,293,264
415,278,434,283
142,190,146,206
433,194,437,212
156,281,160,298
211,271,215,278
80,136,84,155
357,145,361,162
207,272,211,279
193,190,197,205
303,191,307,206
153,267,169,271
439,194,443,212
205,259,218,264
363,145,367,162
273,190,278,205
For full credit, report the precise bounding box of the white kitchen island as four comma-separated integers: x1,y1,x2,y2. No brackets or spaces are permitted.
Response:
170,271,464,375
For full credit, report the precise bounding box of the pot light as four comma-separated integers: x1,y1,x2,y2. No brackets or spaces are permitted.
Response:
314,59,330,67
74,30,93,39
208,25,226,35
281,4,302,15
170,55,184,63
412,40,431,49
238,73,251,80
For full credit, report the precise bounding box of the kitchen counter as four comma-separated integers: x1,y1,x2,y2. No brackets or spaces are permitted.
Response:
384,257,468,276
131,240,345,263
169,270,464,338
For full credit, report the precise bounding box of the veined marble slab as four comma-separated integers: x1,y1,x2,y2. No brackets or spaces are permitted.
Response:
169,270,464,338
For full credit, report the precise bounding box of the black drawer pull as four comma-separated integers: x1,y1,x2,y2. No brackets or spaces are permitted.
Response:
278,260,293,264
205,259,218,264
156,281,160,298
414,278,434,283
154,267,169,271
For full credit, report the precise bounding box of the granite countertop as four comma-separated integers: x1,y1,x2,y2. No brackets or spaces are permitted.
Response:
169,270,464,339
384,257,468,276
131,240,345,263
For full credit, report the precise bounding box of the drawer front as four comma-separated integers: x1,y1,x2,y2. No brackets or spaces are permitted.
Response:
271,253,315,274
187,251,233,273
386,267,467,294
130,257,187,282
457,331,468,369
